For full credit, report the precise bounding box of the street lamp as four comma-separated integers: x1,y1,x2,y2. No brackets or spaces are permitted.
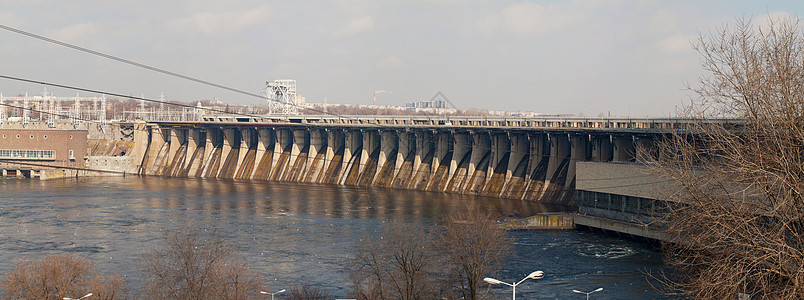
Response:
260,289,286,300
63,292,92,300
572,287,603,299
484,271,544,300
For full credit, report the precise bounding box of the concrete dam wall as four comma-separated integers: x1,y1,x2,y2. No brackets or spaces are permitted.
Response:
138,123,649,205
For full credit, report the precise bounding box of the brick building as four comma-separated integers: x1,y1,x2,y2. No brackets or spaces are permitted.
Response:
0,129,88,170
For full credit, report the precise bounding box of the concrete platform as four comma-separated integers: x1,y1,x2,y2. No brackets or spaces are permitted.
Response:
574,214,668,241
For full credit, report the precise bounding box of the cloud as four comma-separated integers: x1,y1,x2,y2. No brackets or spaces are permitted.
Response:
476,1,602,36
752,11,794,31
47,22,109,51
335,16,375,37
657,33,694,54
377,56,404,69
0,11,24,27
49,22,99,41
169,4,272,35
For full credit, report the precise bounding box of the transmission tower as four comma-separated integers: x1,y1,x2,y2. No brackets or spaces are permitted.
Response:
263,79,298,115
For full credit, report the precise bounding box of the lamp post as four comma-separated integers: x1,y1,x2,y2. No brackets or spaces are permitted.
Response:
63,292,92,300
484,271,544,300
572,287,603,300
260,289,286,300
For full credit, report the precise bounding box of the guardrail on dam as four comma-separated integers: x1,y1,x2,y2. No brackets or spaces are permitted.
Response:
138,116,691,204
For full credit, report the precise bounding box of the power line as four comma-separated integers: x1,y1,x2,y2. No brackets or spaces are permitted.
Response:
0,74,267,119
0,101,106,125
0,24,354,119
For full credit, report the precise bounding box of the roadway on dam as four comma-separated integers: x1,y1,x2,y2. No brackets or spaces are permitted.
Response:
0,176,670,299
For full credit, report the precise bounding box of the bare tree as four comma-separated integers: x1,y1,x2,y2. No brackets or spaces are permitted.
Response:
441,210,514,300
286,284,331,300
140,229,262,300
349,223,448,300
655,15,804,299
86,273,129,300
2,254,127,300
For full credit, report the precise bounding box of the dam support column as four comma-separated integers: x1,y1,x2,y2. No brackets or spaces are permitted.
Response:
285,129,309,182
236,128,250,174
542,134,571,202
502,133,529,199
563,134,590,204
185,129,203,177
591,135,613,162
446,132,471,193
270,129,282,178
374,131,399,187
166,128,188,176
132,123,149,173
199,128,219,178
523,133,549,201
217,128,238,178
144,126,169,175
235,128,258,179
465,131,491,195
167,128,179,169
357,130,380,186
340,130,363,185
426,131,452,191
410,131,435,190
613,136,635,162
305,129,327,182
392,132,415,188
635,136,655,162
323,129,345,184
483,132,510,197
251,128,274,180
271,129,293,181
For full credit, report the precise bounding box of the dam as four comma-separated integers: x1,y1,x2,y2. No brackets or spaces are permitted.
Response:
1,115,694,239
136,116,681,206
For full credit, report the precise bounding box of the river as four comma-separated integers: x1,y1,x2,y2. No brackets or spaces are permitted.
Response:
0,176,671,299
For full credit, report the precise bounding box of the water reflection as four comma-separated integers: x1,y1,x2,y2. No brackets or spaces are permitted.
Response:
0,176,668,299
114,176,561,222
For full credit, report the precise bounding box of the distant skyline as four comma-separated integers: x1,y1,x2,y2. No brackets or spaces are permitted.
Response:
0,1,801,117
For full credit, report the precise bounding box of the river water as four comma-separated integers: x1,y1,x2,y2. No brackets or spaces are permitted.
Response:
0,177,671,299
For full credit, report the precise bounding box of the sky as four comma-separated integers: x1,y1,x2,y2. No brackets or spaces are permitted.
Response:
0,0,801,117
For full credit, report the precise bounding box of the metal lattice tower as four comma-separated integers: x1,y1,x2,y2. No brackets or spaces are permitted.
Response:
0,92,4,128
43,88,55,128
99,94,106,132
22,93,29,128
0,89,106,126
73,93,81,128
263,79,298,115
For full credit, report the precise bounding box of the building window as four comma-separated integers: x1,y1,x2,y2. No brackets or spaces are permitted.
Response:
69,135,73,139
69,150,75,160
43,135,47,139
16,134,20,139
1,134,5,138
0,149,55,160
29,134,34,139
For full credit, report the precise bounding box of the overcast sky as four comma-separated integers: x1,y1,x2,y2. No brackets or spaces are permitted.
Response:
0,1,800,116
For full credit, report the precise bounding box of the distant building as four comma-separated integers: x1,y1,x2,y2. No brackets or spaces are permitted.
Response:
405,99,447,109
296,93,306,105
